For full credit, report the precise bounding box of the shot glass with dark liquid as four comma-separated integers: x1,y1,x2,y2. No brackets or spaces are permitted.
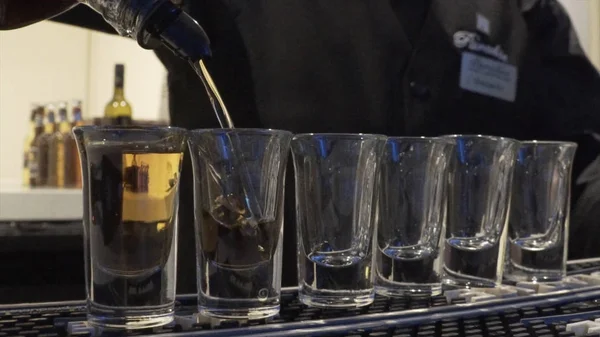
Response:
188,128,292,319
73,126,186,330
375,137,454,298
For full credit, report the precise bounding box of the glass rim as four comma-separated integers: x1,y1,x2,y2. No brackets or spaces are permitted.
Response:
519,140,578,147
189,128,293,137
293,132,387,140
440,134,519,144
386,136,455,144
72,125,187,133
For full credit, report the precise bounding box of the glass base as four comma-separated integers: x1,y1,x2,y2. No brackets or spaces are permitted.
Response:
504,268,564,283
199,305,280,320
299,286,374,308
442,268,498,289
375,282,442,298
87,303,174,330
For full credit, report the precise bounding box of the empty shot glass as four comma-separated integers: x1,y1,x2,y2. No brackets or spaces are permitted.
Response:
188,129,292,319
441,135,519,288
375,137,454,297
505,141,577,282
291,133,386,308
73,126,187,329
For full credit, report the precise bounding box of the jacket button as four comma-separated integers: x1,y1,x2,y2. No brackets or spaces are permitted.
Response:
409,81,431,100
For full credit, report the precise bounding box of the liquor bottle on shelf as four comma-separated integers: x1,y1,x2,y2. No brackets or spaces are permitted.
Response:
33,104,58,187
23,104,44,186
71,100,85,188
72,100,85,127
48,102,77,188
28,106,46,187
104,64,133,126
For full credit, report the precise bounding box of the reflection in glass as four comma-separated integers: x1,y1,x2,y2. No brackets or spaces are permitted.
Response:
75,126,186,330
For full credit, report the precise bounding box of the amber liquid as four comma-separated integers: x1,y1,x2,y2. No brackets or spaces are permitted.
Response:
87,144,182,306
191,60,264,223
34,130,55,187
192,60,234,128
48,124,78,188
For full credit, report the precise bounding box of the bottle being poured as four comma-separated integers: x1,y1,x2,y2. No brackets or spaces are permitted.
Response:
0,0,265,227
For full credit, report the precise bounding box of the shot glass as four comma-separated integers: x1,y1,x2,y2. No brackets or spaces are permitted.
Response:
291,133,386,308
375,137,454,297
505,141,577,282
73,126,187,329
188,129,292,319
441,135,519,288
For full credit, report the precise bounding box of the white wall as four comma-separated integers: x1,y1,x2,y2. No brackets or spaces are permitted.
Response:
0,22,167,186
87,30,166,120
0,22,91,186
559,0,600,69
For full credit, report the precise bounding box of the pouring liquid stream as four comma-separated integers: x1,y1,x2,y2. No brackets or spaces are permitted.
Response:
191,60,265,226
196,60,235,128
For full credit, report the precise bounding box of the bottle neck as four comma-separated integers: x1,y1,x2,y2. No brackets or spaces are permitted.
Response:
113,85,125,100
59,114,71,133
44,123,55,134
73,110,83,125
114,65,125,99
34,115,44,134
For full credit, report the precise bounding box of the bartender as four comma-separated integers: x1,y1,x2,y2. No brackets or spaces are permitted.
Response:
42,0,600,292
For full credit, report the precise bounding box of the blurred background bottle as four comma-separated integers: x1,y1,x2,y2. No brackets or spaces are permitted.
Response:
71,100,85,188
48,102,77,187
104,64,132,126
35,104,58,187
22,104,44,186
28,106,47,187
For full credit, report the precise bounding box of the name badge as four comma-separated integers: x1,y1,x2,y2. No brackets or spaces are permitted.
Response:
459,51,518,102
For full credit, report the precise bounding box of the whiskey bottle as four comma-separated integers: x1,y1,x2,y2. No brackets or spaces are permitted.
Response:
23,104,43,186
71,100,85,188
28,107,46,187
49,102,76,187
33,104,58,187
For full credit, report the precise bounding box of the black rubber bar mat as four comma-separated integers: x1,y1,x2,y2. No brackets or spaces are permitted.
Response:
0,259,599,337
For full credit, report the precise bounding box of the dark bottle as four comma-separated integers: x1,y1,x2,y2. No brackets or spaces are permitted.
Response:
24,105,44,186
71,100,85,188
104,64,133,126
0,0,211,62
28,106,47,187
34,104,58,187
0,0,78,30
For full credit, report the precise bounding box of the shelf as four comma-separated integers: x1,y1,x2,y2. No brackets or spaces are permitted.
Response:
0,185,83,221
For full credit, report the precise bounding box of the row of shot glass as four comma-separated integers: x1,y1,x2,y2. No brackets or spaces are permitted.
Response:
72,127,576,329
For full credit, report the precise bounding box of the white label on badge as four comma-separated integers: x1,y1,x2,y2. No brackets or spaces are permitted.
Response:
459,52,518,102
476,13,490,35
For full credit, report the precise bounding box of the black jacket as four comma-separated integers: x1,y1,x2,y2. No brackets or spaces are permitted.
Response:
53,0,600,293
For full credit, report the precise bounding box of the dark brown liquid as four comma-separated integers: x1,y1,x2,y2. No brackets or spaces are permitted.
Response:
33,133,53,187
197,201,280,299
48,128,78,188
